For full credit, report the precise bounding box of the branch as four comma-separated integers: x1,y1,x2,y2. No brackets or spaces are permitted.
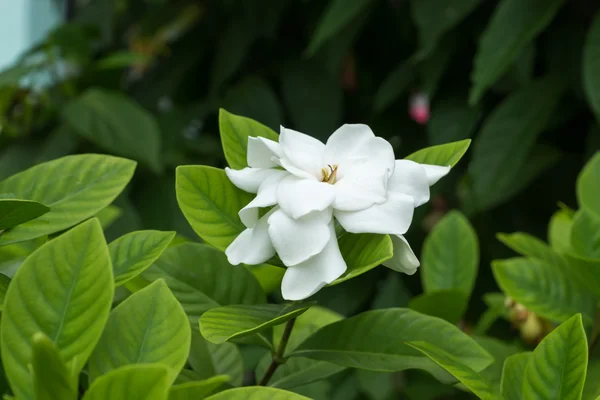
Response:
258,317,296,386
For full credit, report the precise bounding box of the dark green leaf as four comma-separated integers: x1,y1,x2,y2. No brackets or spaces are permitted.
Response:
188,330,244,386
570,208,600,259
373,62,414,114
577,152,600,218
223,77,282,131
0,199,49,230
168,376,230,400
584,12,600,125
333,233,393,284
408,290,468,324
501,352,530,400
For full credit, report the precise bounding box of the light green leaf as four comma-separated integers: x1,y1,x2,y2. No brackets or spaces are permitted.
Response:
292,308,493,381
584,11,600,125
200,303,311,344
205,387,310,400
421,210,478,297
0,154,136,246
168,376,230,400
408,290,469,324
501,352,531,400
95,205,122,230
142,243,265,323
523,314,588,399
404,139,471,167
492,257,595,326
0,273,10,310
468,77,564,212
333,233,393,284
31,333,77,400
88,280,191,384
0,219,114,400
176,166,252,251
570,208,600,259
83,364,170,400
305,0,373,57
188,330,244,386
469,0,566,104
109,230,176,285
406,341,502,400
218,109,279,170
577,152,600,218
565,254,600,299
247,264,285,294
373,62,414,114
62,89,162,173
548,210,573,254
0,199,49,230
259,356,345,390
497,232,563,265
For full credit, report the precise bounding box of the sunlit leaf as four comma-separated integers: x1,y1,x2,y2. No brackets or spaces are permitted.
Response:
404,139,471,167
83,364,170,400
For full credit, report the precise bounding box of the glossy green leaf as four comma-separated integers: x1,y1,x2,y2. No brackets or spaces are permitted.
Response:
31,333,77,400
577,152,600,218
0,273,10,310
205,387,310,400
0,154,136,246
333,233,393,284
523,314,588,399
142,243,265,323
188,330,244,386
168,376,230,400
468,77,564,212
570,208,600,259
109,230,176,285
0,199,49,230
421,210,479,297
373,62,414,114
584,11,600,125
474,336,522,395
62,89,162,172
305,0,373,56
218,109,279,170
469,0,566,103
0,219,114,400
408,290,468,324
501,352,530,400
176,166,253,250
407,341,502,400
497,232,563,265
292,308,493,381
492,257,595,325
548,210,573,254
88,280,191,384
83,364,170,400
404,139,471,167
200,303,311,344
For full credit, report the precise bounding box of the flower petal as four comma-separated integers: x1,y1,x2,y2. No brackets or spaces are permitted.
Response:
382,235,420,275
332,166,388,211
280,223,347,300
275,155,318,180
238,170,288,227
247,137,282,168
225,167,277,193
267,209,331,266
334,192,414,235
225,209,276,265
422,164,451,186
388,160,430,207
277,176,335,219
279,127,325,178
323,124,375,165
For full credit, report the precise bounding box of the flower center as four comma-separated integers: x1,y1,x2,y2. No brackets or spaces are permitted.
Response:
321,164,338,184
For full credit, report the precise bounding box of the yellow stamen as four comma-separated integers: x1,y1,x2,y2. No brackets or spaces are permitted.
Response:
326,165,338,184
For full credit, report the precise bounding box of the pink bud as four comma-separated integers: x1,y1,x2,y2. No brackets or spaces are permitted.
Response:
409,92,430,125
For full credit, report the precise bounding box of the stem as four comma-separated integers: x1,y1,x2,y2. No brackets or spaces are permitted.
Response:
258,317,296,386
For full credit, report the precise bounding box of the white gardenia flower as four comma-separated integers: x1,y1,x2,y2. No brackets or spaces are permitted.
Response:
224,124,450,301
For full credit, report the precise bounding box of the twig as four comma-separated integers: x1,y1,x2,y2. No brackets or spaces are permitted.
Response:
258,318,296,386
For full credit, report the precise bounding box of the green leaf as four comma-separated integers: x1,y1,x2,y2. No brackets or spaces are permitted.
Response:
176,166,253,251
218,109,279,170
373,62,414,114
205,387,311,400
0,199,49,230
31,333,77,400
548,210,573,254
421,210,479,297
223,77,282,131
96,51,149,69
404,139,471,167
584,11,600,125
468,77,564,212
522,314,588,399
95,205,122,229
83,364,170,400
427,95,479,145
408,290,468,324
62,89,162,173
497,232,563,265
406,341,502,400
577,152,600,218
474,336,522,394
292,308,493,380
0,154,136,246
168,376,230,400
583,360,600,400
88,280,191,384
492,257,596,326
305,0,373,57
142,243,265,323
501,352,530,400
565,254,600,299
570,208,600,259
200,303,311,344
0,219,114,400
109,230,176,285
469,0,566,104
0,273,10,310
188,330,244,386
210,22,256,94
333,233,393,284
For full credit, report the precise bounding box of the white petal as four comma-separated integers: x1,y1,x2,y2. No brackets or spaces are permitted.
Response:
335,192,414,235
388,160,430,207
275,155,318,180
332,165,388,211
225,167,277,193
238,170,288,227
422,164,451,186
323,124,375,165
279,126,325,178
280,223,347,300
225,210,276,265
277,176,335,219
247,137,282,168
267,209,331,266
382,235,420,274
